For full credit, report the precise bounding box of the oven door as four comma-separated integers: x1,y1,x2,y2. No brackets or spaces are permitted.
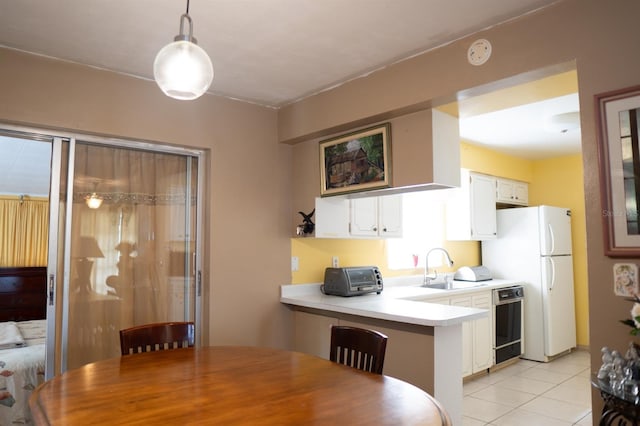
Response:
493,290,523,365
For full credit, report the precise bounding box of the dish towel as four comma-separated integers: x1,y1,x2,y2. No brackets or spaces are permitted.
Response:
0,322,25,349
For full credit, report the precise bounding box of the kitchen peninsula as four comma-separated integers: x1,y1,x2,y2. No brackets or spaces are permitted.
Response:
280,277,522,425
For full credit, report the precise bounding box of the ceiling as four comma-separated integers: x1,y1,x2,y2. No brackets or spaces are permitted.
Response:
459,92,581,160
0,0,560,108
0,0,582,196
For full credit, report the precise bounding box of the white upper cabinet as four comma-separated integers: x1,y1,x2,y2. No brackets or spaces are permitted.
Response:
378,195,403,237
350,195,403,238
315,194,402,239
445,169,497,240
349,197,379,237
314,196,350,238
496,178,528,206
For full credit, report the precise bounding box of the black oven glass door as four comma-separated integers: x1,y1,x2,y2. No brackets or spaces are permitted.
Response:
494,299,522,364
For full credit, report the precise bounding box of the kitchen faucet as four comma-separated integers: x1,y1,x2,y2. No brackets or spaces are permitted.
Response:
423,248,454,286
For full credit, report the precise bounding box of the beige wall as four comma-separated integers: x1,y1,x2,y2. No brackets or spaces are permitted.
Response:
0,48,293,349
283,0,640,416
290,109,438,231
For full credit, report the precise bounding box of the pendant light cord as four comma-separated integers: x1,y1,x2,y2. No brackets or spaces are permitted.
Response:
186,0,190,14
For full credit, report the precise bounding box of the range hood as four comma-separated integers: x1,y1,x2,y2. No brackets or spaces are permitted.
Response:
346,109,461,199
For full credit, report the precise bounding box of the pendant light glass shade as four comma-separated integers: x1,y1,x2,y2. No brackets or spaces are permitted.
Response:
85,193,103,209
154,13,213,100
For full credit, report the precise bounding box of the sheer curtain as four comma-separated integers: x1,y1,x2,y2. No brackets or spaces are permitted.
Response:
0,197,49,266
66,143,197,369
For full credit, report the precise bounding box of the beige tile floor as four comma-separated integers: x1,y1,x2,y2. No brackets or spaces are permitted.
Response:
462,350,593,425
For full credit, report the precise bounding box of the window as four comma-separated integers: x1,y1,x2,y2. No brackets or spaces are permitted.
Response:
387,190,451,269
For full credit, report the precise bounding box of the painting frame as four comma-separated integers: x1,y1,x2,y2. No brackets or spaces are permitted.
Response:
596,85,640,256
319,123,391,197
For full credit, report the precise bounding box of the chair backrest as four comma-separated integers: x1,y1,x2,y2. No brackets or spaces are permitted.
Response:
329,325,388,374
119,322,195,355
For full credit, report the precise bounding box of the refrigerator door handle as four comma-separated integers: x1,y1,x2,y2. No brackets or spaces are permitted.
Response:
547,223,555,254
547,257,555,292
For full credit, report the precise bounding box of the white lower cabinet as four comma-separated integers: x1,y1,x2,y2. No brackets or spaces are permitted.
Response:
471,293,493,373
449,296,473,377
433,291,493,377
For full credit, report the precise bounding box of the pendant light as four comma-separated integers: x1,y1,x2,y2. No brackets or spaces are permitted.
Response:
154,0,213,100
85,182,103,209
85,193,103,209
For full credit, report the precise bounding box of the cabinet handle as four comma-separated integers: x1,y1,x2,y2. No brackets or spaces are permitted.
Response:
373,227,378,232
383,228,387,232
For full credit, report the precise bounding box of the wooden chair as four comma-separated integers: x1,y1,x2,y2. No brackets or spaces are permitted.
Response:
119,322,195,355
329,325,388,374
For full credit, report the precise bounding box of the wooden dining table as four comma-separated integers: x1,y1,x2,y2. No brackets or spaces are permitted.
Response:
30,346,451,425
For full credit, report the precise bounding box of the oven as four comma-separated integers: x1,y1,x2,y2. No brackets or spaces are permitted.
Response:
493,286,524,365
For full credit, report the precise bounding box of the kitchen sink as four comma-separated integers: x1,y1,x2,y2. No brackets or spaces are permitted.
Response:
424,281,489,291
424,282,451,290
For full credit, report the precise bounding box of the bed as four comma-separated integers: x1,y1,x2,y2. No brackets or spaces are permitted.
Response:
0,267,47,425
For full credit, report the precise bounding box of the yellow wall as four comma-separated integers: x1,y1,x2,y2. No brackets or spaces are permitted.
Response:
459,142,533,182
291,239,386,283
530,154,589,346
290,142,589,347
291,238,478,284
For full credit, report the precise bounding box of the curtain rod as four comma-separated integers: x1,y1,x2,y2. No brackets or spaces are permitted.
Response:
0,194,49,202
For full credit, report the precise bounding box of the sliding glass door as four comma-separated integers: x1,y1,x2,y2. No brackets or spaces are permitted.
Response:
63,140,202,370
0,125,203,375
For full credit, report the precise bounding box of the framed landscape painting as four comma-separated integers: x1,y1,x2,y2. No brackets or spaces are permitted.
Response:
319,123,391,197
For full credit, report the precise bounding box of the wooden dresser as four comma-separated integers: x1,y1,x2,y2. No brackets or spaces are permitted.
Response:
0,267,47,321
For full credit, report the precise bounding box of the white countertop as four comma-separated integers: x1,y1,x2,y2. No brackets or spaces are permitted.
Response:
280,276,523,327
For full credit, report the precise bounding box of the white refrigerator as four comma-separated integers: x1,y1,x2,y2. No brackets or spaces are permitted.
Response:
481,205,577,362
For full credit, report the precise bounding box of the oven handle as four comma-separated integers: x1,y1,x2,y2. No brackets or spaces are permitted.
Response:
494,297,523,306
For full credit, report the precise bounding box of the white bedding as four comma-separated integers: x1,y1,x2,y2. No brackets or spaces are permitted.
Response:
0,320,45,425
0,323,25,350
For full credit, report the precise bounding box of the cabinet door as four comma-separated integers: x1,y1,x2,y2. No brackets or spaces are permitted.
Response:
469,173,497,239
450,296,473,377
513,181,528,205
472,293,493,372
496,179,514,204
378,195,403,237
496,178,528,206
350,197,379,236
314,197,350,238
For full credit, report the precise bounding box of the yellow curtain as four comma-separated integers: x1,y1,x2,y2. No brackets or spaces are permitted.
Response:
0,198,49,267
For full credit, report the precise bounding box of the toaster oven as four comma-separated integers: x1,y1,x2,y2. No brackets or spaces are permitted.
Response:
322,266,383,297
